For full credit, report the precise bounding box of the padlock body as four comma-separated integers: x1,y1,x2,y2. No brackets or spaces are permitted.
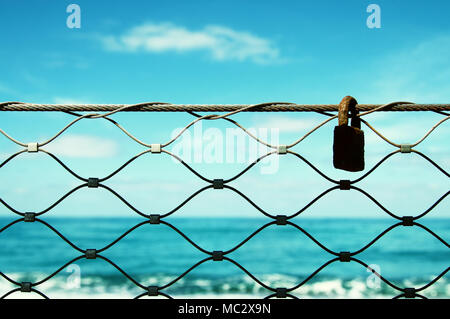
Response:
333,125,365,172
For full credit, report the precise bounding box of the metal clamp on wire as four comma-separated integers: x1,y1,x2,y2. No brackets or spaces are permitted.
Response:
150,144,161,153
277,145,287,154
339,251,351,262
85,249,97,259
276,215,287,225
147,286,159,296
24,212,36,222
20,282,32,292
149,214,161,224
88,178,99,188
212,251,224,261
213,179,224,189
275,288,287,298
27,142,38,153
400,144,412,153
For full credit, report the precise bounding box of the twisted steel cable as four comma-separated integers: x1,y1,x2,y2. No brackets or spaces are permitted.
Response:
1,101,450,112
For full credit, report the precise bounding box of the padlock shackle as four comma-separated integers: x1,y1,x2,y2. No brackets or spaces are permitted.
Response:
338,96,360,128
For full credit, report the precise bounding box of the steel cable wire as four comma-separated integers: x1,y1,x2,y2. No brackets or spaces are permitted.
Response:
1,101,448,153
0,100,448,299
0,214,447,299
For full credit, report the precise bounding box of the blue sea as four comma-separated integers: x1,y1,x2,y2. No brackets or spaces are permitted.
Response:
0,217,448,299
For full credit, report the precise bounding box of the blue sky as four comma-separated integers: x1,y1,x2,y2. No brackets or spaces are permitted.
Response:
0,0,448,218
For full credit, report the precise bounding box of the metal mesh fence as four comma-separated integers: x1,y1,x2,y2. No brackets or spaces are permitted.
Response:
0,100,449,299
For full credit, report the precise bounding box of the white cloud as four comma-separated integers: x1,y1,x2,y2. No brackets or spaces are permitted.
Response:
45,134,118,158
101,22,279,63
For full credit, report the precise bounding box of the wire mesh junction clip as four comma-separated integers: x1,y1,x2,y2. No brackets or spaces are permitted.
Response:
276,215,288,225
88,178,99,188
149,214,161,224
402,216,414,226
339,180,351,190
276,288,287,298
404,288,417,298
147,286,159,296
277,145,287,154
339,251,351,262
27,143,38,153
151,144,161,153
212,251,224,261
400,144,412,153
20,282,32,292
24,212,36,222
85,249,97,259
213,179,224,189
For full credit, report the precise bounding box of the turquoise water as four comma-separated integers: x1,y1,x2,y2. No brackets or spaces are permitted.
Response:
0,217,448,298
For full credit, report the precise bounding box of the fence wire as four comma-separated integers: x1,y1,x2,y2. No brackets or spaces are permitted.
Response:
0,100,449,299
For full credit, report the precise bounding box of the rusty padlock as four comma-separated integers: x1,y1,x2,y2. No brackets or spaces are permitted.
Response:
333,96,365,172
